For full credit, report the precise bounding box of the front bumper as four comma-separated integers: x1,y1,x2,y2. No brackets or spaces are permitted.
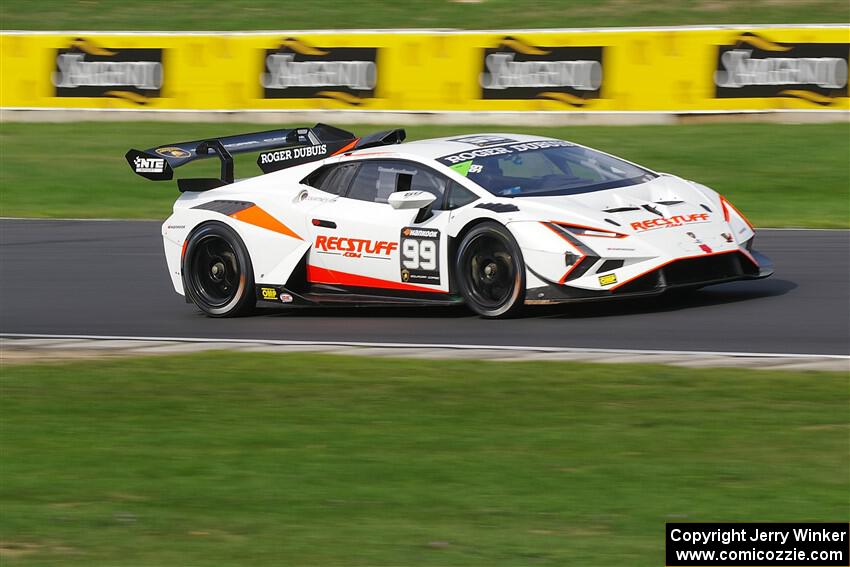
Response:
525,249,773,305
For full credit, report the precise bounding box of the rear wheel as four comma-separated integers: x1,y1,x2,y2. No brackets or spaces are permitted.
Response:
182,222,255,317
455,221,525,318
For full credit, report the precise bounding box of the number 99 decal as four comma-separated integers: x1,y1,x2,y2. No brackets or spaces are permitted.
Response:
399,227,441,284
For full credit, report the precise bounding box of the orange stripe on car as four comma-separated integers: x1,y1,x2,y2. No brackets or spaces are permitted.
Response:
331,138,360,156
306,265,444,293
230,205,302,240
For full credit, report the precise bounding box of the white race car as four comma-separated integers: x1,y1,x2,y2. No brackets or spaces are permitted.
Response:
127,124,773,318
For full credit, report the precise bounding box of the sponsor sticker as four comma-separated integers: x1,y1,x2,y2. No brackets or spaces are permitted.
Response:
133,156,165,173
480,36,604,107
261,37,378,105
279,293,294,303
261,287,278,300
630,213,711,232
52,37,163,105
155,147,191,158
400,227,440,285
598,273,618,286
314,235,398,258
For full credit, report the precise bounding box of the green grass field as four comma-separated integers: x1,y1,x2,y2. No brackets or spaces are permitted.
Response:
1,122,847,226
0,353,847,566
1,0,848,30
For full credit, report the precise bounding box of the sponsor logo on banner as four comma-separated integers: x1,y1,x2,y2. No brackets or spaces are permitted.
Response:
261,37,378,105
52,37,163,105
714,32,849,105
480,36,604,107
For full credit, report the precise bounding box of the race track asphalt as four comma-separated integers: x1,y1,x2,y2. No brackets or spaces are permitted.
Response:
1,219,847,355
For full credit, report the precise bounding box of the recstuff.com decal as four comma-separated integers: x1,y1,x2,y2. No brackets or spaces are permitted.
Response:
400,227,440,285
314,235,398,258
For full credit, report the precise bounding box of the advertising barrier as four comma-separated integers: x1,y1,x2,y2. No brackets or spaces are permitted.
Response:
1,26,847,113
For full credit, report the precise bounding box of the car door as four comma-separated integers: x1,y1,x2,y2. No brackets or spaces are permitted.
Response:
307,159,453,295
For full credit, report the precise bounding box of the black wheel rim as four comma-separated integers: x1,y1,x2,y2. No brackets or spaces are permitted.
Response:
462,233,516,309
189,235,242,308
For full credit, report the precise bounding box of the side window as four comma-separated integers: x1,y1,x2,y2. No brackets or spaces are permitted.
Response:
303,163,358,195
345,160,449,209
445,181,479,210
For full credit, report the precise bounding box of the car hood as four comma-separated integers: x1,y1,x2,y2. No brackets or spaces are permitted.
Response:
510,174,727,235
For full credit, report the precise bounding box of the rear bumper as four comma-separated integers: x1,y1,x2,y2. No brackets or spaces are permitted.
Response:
525,249,773,305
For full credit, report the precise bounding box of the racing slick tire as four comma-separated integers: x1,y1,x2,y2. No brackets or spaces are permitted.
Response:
182,222,256,318
455,221,526,318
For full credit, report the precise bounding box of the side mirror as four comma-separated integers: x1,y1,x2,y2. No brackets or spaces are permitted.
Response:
388,190,436,210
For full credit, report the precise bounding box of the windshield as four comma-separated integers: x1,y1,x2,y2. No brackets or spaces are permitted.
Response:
441,141,657,197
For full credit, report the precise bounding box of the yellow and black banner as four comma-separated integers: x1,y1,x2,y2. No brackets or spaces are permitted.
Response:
1,26,847,112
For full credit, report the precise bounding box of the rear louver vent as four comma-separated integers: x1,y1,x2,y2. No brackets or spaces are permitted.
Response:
603,206,640,213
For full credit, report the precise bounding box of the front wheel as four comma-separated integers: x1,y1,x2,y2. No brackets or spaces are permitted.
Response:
182,222,256,317
455,221,526,318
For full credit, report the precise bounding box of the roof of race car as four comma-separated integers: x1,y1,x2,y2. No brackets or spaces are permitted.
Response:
344,133,563,162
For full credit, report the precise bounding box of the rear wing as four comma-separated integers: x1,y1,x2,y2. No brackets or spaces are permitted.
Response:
125,124,405,192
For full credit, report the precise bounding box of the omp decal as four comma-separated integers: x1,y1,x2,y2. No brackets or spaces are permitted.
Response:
230,205,302,240
306,265,444,293
314,235,398,257
260,287,278,300
629,213,711,232
598,273,618,286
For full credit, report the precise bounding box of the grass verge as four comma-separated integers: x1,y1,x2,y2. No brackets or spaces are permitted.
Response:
1,0,848,30
1,353,847,566
1,122,848,227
